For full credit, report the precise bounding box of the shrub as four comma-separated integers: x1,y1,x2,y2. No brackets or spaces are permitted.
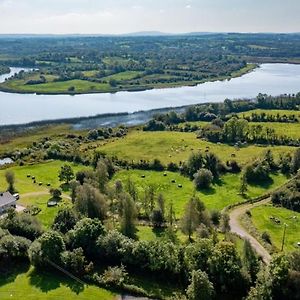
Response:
194,169,213,190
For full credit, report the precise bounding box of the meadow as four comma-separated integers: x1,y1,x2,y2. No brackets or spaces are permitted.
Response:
113,169,288,214
0,161,89,194
100,130,295,165
250,204,300,252
237,109,300,120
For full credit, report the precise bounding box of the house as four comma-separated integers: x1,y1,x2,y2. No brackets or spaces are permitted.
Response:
0,192,17,214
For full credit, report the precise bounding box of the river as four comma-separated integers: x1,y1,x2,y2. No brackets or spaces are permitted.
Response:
0,63,300,126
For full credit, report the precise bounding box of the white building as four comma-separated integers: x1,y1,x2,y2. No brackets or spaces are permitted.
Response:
0,192,16,214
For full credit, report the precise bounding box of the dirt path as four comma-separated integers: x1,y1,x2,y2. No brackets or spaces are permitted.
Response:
21,191,71,200
229,198,272,265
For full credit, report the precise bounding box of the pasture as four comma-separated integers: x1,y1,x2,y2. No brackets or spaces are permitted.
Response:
113,169,288,214
250,204,300,252
0,161,89,194
100,130,295,165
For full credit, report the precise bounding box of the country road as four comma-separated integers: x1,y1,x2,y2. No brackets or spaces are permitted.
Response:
21,191,71,200
229,198,272,265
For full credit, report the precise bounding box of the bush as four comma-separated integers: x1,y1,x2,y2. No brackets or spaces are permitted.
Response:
262,231,272,244
194,169,213,190
100,265,128,287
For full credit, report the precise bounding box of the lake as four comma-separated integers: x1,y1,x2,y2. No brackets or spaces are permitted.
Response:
0,63,300,126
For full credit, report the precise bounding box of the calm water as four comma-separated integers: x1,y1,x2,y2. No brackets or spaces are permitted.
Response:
0,64,300,125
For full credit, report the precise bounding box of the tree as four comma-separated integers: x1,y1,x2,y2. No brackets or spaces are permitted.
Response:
186,270,214,300
50,188,62,199
5,171,15,193
291,148,300,174
181,198,200,240
29,230,65,268
69,218,106,258
157,193,165,219
74,183,107,220
95,161,109,193
242,239,259,283
61,248,93,276
58,164,74,184
120,194,137,238
194,168,213,190
220,213,230,233
209,242,246,293
239,173,248,196
52,207,78,234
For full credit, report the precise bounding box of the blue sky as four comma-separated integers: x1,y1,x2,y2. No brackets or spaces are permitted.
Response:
0,0,299,34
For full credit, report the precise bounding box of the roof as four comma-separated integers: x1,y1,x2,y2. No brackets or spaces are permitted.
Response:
0,192,16,207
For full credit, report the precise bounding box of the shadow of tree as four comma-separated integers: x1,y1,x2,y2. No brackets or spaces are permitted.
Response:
28,268,84,295
0,261,30,287
249,176,274,189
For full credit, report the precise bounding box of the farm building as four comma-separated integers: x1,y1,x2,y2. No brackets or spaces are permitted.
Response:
0,191,17,214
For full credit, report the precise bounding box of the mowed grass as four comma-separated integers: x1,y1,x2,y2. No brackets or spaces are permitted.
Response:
238,109,300,120
100,130,294,166
0,265,115,300
113,170,288,214
0,161,89,194
250,204,300,252
19,194,71,229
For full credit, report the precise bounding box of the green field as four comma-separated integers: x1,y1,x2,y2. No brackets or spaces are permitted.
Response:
0,161,89,194
19,194,71,229
1,78,111,94
238,109,300,120
250,204,300,252
0,265,115,300
113,170,288,214
100,130,294,165
102,71,141,81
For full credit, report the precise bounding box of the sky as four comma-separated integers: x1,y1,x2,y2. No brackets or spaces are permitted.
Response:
0,0,299,34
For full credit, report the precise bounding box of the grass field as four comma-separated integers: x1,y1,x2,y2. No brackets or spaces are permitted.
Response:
113,169,288,214
101,71,141,81
19,194,71,229
238,109,300,120
100,130,295,166
0,161,89,194
250,204,300,252
0,264,115,300
0,78,111,94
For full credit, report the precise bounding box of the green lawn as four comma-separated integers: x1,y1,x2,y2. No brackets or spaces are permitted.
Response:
113,170,288,214
0,161,89,194
19,194,71,229
100,130,294,166
250,204,300,252
0,265,115,300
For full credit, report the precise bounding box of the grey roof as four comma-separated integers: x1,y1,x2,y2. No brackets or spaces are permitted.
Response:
0,192,16,207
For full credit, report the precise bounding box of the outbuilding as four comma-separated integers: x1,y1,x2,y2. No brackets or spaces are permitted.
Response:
0,192,17,214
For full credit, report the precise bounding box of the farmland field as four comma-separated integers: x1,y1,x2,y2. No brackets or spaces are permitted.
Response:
100,130,295,165
250,204,300,252
113,169,288,213
0,161,90,194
